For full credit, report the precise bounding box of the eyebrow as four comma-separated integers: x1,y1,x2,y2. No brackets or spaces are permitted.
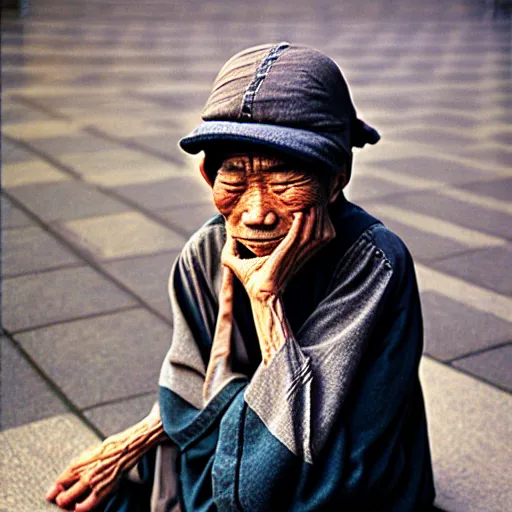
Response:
261,163,292,172
221,159,301,172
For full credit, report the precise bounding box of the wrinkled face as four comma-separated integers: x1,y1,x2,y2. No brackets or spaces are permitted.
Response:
212,153,331,257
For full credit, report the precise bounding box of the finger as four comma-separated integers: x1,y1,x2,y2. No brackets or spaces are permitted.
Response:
299,206,317,245
221,233,242,275
74,491,104,512
223,231,238,257
46,482,67,502
221,250,242,277
55,480,89,509
268,211,304,269
220,266,234,297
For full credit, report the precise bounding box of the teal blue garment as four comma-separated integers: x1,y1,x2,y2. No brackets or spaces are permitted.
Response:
157,196,435,511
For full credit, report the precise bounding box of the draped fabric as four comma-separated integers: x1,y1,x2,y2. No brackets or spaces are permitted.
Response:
156,196,435,511
98,196,435,511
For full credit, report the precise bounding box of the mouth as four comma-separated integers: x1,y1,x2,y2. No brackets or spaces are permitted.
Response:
235,234,286,244
234,235,286,256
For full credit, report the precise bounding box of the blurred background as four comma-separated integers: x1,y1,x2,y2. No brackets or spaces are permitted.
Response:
1,0,511,510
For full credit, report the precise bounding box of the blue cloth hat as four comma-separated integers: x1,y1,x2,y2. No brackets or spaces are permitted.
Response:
179,42,380,180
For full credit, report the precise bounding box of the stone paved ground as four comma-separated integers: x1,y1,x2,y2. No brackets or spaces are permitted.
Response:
1,0,511,510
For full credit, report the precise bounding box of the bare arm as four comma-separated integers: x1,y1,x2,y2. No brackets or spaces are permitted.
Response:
47,403,168,511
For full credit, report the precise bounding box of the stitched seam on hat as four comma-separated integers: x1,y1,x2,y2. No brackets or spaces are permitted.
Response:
240,42,290,121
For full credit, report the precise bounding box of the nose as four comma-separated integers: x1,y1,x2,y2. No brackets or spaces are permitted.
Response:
241,189,278,229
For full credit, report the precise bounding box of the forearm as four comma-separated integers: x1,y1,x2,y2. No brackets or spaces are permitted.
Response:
47,403,169,510
101,403,167,466
250,294,293,365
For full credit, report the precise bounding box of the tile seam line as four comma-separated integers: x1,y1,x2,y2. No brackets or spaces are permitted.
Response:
2,192,174,329
417,247,505,265
416,263,512,323
1,333,106,439
3,137,192,239
92,186,192,239
9,94,72,121
3,305,142,335
83,126,183,166
445,340,512,363
360,180,512,213
7,121,182,170
424,245,512,265
361,167,512,196
422,354,512,396
3,134,84,180
369,203,509,247
3,261,85,280
81,391,158,412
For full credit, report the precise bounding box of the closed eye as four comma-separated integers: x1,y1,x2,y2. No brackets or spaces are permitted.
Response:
270,178,311,193
218,181,246,191
271,184,289,194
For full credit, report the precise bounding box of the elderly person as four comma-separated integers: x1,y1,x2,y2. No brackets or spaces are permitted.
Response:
47,43,435,511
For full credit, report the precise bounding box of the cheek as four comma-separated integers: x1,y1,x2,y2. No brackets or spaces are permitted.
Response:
212,188,240,216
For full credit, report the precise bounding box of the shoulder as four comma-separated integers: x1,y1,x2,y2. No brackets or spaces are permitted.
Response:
330,220,416,300
179,214,226,264
365,222,414,278
174,215,226,288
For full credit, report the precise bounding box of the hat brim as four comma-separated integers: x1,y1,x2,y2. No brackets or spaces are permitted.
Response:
179,121,348,173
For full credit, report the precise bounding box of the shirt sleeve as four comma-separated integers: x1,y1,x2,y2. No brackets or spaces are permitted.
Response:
159,222,434,511
237,224,434,510
245,224,395,463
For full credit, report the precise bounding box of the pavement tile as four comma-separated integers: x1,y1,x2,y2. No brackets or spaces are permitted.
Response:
372,189,512,240
16,309,172,409
458,177,512,202
56,211,186,259
1,138,37,164
155,202,219,236
420,358,512,512
367,213,470,262
84,393,158,437
7,181,129,222
429,246,512,296
406,112,481,130
2,120,81,140
26,132,125,155
398,127,475,148
461,147,511,171
56,148,156,173
2,266,137,332
2,160,71,188
0,414,100,512
113,175,211,210
0,338,68,431
421,291,512,361
346,175,411,202
366,156,487,185
2,102,55,124
55,151,188,186
2,225,81,277
102,251,179,320
128,134,187,158
1,195,33,229
452,345,512,392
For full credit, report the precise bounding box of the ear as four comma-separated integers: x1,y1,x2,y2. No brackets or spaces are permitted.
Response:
327,169,347,204
199,157,214,188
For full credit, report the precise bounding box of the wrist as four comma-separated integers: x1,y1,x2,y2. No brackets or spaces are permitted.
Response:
249,290,279,307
